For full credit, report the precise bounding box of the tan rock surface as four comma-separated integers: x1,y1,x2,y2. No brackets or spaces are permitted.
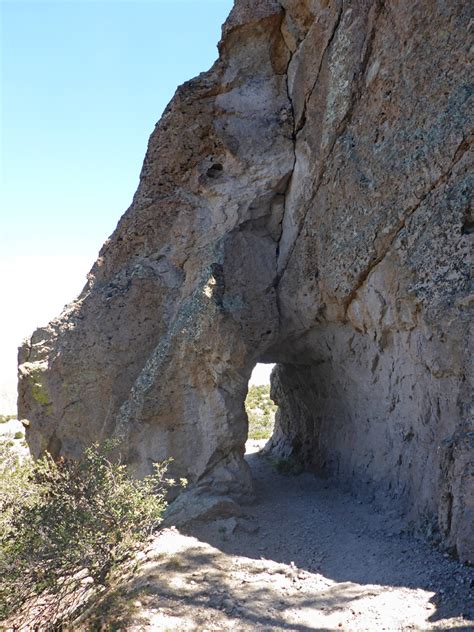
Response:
19,0,473,562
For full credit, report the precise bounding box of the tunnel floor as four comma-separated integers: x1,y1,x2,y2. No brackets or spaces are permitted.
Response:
65,440,474,630
180,440,474,630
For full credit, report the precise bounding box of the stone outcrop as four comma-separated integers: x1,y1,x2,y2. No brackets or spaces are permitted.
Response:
18,0,472,562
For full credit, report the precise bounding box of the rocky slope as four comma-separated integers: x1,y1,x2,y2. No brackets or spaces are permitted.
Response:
18,0,473,562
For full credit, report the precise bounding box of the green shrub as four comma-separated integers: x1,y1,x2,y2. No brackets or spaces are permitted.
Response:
0,440,171,623
0,415,15,424
271,456,303,476
13,431,24,440
245,384,277,440
0,442,36,544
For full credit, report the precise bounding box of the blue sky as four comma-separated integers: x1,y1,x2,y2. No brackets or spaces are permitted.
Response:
0,0,271,410
1,0,233,258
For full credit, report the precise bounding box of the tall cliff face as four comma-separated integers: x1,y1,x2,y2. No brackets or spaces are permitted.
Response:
18,0,472,562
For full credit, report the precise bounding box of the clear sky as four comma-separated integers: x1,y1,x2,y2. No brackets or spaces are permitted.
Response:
0,0,271,412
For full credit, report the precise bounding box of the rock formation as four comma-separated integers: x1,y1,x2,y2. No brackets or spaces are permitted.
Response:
18,0,472,563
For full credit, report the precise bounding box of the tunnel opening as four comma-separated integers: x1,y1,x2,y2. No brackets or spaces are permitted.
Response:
242,354,406,506
241,361,322,486
241,361,321,484
240,351,409,509
244,363,277,449
239,329,466,561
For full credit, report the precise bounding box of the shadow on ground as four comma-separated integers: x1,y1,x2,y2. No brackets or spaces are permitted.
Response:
182,447,474,628
79,446,473,631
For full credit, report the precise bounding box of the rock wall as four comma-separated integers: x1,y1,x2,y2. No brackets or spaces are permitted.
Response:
18,0,472,562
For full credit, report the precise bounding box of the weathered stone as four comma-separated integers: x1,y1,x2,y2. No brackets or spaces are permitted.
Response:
163,490,242,528
18,0,473,562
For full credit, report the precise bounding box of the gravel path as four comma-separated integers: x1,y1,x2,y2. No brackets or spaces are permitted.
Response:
86,441,473,631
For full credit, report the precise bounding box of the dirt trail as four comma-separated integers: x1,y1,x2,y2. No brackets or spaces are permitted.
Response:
99,441,473,631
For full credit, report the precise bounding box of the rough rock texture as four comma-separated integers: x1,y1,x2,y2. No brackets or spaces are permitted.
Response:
19,0,473,562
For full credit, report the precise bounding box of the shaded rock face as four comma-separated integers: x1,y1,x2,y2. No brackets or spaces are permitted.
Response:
19,0,472,562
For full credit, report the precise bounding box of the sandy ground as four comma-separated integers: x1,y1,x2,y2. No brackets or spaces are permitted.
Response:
84,440,473,632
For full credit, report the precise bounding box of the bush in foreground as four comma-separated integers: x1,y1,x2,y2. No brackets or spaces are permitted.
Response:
0,440,171,624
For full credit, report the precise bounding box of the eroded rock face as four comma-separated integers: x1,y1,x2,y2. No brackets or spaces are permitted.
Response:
18,0,472,562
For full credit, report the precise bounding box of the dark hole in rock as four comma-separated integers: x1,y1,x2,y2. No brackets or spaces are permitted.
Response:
207,163,223,178
461,219,474,235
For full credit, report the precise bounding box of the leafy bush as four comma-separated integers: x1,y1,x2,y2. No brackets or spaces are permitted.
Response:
245,384,277,440
0,440,171,623
0,442,36,546
13,431,24,440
